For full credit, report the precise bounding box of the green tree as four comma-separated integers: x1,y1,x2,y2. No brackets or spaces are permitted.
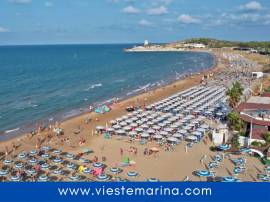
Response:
226,81,244,108
231,134,240,148
227,112,244,131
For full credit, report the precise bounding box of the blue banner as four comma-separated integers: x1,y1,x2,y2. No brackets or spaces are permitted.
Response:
0,182,269,202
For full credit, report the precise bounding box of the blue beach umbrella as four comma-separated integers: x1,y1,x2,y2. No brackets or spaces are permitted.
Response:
222,176,240,182
15,162,24,169
83,168,92,174
96,174,110,181
17,152,27,159
53,157,63,164
29,150,38,156
127,171,138,177
147,178,160,182
70,174,81,181
195,170,214,177
110,167,121,174
92,162,103,168
0,169,9,177
38,174,49,182
3,159,13,165
10,175,22,182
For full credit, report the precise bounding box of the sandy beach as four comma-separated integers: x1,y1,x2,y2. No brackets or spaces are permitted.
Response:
0,49,267,182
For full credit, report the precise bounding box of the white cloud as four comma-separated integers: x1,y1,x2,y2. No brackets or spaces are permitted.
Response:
147,6,168,15
45,1,53,7
138,19,152,26
122,6,140,14
9,0,32,4
240,1,262,11
0,27,10,33
177,14,200,24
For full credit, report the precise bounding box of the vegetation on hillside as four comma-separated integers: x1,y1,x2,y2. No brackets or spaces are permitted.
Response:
181,38,270,51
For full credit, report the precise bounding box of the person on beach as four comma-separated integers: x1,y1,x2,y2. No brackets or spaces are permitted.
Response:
185,145,188,153
120,148,123,156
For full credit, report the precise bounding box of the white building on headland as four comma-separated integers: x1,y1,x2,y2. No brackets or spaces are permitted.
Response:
183,43,206,49
144,40,149,46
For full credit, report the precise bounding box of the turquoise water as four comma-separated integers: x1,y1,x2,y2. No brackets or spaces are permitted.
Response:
0,44,214,139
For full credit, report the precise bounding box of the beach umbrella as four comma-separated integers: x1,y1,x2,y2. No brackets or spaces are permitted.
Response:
153,134,163,139
106,127,115,132
222,176,240,182
178,129,187,134
29,150,38,156
116,129,126,135
141,124,149,129
201,124,209,129
136,120,143,125
167,137,178,143
173,133,183,139
147,128,155,134
96,174,110,181
119,121,127,126
28,158,38,165
113,125,121,130
10,175,22,182
70,174,81,181
257,174,270,182
110,167,121,174
17,152,27,159
65,153,75,160
67,162,76,170
41,163,50,170
38,174,49,182
160,131,169,136
92,162,104,168
130,123,138,127
123,126,132,131
141,133,150,138
218,144,231,151
197,128,206,133
147,178,160,182
208,161,219,169
152,125,161,130
164,127,173,132
135,127,143,132
3,159,13,165
53,157,63,164
53,169,64,175
127,171,138,177
83,168,92,174
15,162,24,169
0,169,9,177
128,131,137,137
41,153,50,159
96,126,105,131
41,146,51,152
185,135,197,142
195,170,214,177
158,123,166,128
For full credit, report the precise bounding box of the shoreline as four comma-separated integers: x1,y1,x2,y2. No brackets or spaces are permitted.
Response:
0,50,216,142
0,50,218,147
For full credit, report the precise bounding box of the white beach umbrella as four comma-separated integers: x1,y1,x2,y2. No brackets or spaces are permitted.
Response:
135,127,143,132
141,133,150,138
185,135,197,141
173,133,183,139
128,131,137,137
153,134,162,139
130,123,138,128
96,126,105,131
116,129,126,135
167,137,178,143
113,125,121,129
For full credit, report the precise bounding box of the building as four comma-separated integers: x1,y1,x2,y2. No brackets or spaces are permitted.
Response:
236,94,270,145
144,40,149,46
183,43,206,49
212,124,229,145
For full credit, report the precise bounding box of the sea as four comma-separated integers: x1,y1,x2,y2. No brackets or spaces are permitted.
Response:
0,44,215,140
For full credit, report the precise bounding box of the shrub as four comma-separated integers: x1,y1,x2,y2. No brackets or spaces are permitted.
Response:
231,134,240,148
251,141,262,147
263,132,270,143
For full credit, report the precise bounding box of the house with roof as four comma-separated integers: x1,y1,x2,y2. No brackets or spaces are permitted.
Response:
236,94,270,146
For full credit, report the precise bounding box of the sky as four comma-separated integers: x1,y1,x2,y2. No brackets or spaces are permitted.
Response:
0,0,270,45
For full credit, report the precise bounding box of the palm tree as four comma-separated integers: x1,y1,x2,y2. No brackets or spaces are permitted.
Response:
226,81,244,108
